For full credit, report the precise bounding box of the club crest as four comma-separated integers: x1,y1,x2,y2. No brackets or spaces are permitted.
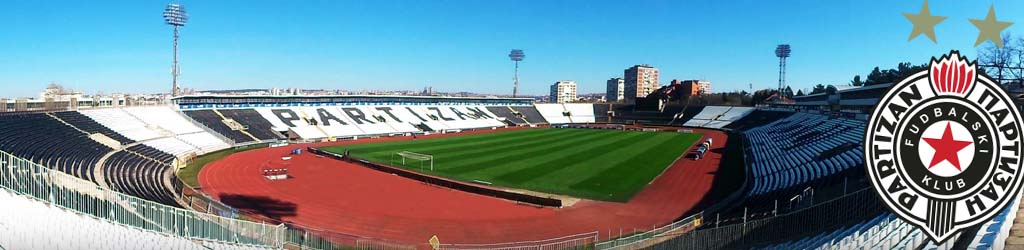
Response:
865,51,1024,243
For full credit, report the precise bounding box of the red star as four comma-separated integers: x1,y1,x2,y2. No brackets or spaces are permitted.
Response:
922,122,973,171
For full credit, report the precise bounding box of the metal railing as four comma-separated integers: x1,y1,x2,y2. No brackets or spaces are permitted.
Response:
0,150,285,248
439,232,599,250
646,189,884,250
596,213,703,250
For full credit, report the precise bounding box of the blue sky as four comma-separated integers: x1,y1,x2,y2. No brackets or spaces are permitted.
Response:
0,0,1021,98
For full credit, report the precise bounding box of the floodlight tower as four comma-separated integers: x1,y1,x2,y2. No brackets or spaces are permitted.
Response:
164,3,188,97
509,49,525,97
775,44,791,95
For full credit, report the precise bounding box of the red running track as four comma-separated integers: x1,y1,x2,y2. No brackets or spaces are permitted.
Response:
199,127,729,244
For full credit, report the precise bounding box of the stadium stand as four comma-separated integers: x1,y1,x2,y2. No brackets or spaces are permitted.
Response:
0,112,182,206
184,109,255,143
967,197,1021,249
316,107,397,135
563,104,596,123
400,106,504,131
606,104,694,125
742,112,865,197
82,107,232,157
103,149,178,206
593,104,612,123
486,106,530,125
80,108,165,141
682,106,755,128
255,107,329,140
123,106,205,135
668,105,704,125
754,213,923,250
218,109,286,141
535,104,572,124
0,189,247,250
721,110,794,131
359,106,422,133
534,103,595,124
0,151,281,250
0,113,108,182
52,111,135,145
511,106,548,124
252,106,505,140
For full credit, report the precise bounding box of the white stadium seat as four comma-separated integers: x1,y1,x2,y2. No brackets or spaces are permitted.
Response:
563,104,596,123
81,107,233,157
0,189,275,250
534,104,572,124
680,106,754,129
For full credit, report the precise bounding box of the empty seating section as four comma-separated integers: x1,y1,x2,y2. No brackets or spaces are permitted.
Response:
534,104,572,124
486,106,530,125
358,106,421,133
127,144,177,165
141,138,200,157
692,106,731,120
218,109,284,140
0,113,181,206
345,107,406,134
967,197,1020,249
719,107,755,121
0,113,108,182
682,106,753,128
603,104,686,124
392,106,443,132
122,106,203,135
402,106,504,131
83,107,232,157
743,113,865,196
0,188,182,249
667,106,704,125
563,104,596,123
252,106,505,139
723,110,794,131
52,111,135,145
256,108,334,140
0,189,273,250
80,108,163,141
178,133,232,153
104,150,177,206
756,213,926,250
184,110,253,143
593,104,611,123
512,106,548,124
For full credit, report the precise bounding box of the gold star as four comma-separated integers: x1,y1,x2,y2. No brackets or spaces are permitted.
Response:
969,5,1014,48
903,0,947,43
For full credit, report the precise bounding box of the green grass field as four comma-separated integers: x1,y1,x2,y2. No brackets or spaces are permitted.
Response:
323,128,702,202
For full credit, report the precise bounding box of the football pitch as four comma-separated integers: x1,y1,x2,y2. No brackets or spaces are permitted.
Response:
324,128,702,202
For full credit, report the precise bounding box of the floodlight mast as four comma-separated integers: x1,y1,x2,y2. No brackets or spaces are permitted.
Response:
509,49,525,98
775,44,791,95
164,3,188,97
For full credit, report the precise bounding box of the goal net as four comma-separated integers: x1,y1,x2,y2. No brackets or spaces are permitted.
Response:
392,151,434,171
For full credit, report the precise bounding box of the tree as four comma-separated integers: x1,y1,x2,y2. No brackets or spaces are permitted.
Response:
796,89,805,96
860,63,927,86
865,67,885,85
783,86,794,97
851,75,863,86
751,89,777,106
809,84,828,95
978,33,1023,86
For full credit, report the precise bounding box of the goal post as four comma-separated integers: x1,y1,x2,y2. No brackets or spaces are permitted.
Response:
392,151,434,171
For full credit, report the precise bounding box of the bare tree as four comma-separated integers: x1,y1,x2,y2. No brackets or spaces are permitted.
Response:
978,33,1023,88
1015,36,1024,82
